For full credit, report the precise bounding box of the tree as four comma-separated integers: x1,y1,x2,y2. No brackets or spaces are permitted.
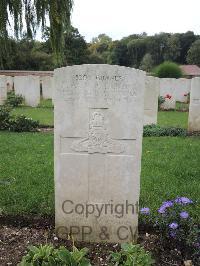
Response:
187,39,200,66
164,34,181,62
179,31,196,64
140,53,154,72
92,34,112,44
0,0,73,63
127,39,146,68
63,27,91,65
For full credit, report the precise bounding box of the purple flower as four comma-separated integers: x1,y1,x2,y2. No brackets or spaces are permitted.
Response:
169,222,178,229
158,206,166,214
140,207,150,215
162,200,174,208
169,231,177,238
180,211,189,219
175,197,193,205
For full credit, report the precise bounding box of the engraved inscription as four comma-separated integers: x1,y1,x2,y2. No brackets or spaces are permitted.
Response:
71,111,125,154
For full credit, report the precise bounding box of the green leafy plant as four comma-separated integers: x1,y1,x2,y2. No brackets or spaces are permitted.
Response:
9,115,39,132
19,244,91,266
5,91,24,107
110,243,154,266
0,105,11,130
0,106,39,132
158,96,165,110
143,124,187,137
154,61,182,78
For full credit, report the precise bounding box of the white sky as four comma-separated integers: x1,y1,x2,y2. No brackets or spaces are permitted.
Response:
71,0,200,41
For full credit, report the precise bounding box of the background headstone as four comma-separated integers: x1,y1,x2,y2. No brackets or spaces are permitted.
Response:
14,76,27,98
160,78,191,103
54,65,145,243
0,76,7,105
14,76,40,107
144,76,160,125
160,78,175,99
188,78,200,132
174,78,191,103
41,76,54,100
6,76,14,92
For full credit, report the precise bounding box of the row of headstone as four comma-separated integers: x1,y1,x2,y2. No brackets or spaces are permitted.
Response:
0,75,54,107
160,78,191,103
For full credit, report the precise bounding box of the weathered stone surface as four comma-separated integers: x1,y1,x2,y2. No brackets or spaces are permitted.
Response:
14,76,40,107
54,64,145,243
0,76,7,105
144,76,159,125
188,78,200,132
41,76,54,100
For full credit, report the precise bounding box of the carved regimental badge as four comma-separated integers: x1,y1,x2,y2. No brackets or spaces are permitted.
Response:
71,111,125,154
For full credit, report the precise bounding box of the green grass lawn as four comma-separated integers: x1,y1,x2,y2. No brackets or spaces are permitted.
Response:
12,106,54,126
158,111,188,129
12,104,189,129
0,132,199,222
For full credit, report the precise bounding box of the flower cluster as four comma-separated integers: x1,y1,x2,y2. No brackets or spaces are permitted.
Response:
165,94,172,99
140,197,199,262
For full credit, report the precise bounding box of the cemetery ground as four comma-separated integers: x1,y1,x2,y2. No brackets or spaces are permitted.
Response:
0,109,199,265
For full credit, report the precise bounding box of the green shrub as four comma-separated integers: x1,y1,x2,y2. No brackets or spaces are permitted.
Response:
6,91,24,107
154,61,182,78
0,106,11,130
110,243,154,266
143,124,187,137
19,244,91,266
9,115,39,132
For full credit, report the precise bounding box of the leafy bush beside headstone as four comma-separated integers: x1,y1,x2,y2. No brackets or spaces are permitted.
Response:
19,244,91,266
143,124,187,137
9,115,39,132
0,106,39,132
0,106,11,130
110,243,154,266
6,91,24,107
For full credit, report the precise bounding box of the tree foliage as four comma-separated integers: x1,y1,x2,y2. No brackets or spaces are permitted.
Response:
0,0,73,63
187,39,200,66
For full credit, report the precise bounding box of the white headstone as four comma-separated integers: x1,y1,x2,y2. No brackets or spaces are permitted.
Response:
174,78,191,103
144,76,160,125
54,65,145,243
188,78,200,132
0,76,7,105
6,76,14,92
14,76,40,107
42,76,54,100
160,78,175,99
